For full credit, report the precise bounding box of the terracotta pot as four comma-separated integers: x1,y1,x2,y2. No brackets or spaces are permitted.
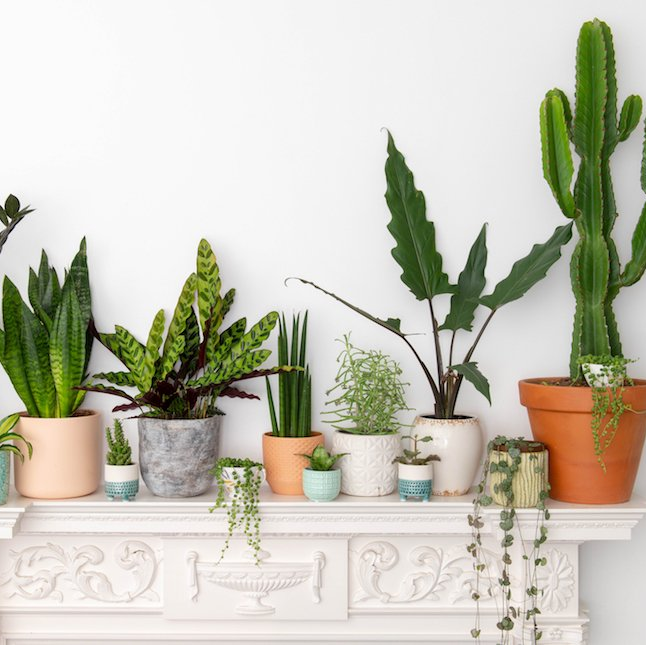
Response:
413,415,482,496
519,378,646,504
489,442,548,508
138,415,221,498
262,432,324,495
13,410,101,499
331,431,400,496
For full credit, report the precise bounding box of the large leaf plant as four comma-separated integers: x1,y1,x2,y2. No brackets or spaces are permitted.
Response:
294,133,573,418
84,239,293,419
0,239,93,418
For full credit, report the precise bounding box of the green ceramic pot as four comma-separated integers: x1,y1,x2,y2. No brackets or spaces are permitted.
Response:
302,468,341,502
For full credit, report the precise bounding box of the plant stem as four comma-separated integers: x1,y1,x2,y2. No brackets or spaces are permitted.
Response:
427,299,446,416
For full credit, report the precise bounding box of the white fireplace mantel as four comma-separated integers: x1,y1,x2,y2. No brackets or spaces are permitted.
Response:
0,486,644,645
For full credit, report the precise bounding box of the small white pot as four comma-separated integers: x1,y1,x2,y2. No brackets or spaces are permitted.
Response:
397,462,433,481
413,415,482,496
220,466,266,500
332,431,399,496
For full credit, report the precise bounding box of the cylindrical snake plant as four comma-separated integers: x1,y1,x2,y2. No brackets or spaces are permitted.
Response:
540,19,646,380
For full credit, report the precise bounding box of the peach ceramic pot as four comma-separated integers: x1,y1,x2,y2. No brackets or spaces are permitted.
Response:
13,410,101,499
262,432,325,495
519,378,646,504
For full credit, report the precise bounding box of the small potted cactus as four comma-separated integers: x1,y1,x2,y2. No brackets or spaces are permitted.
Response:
300,445,347,502
104,420,139,501
393,434,440,502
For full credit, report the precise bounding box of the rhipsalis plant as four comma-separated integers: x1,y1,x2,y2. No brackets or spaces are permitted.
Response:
468,437,550,645
292,132,572,418
0,239,93,418
209,457,264,564
105,419,133,466
578,355,640,471
392,433,440,465
324,335,410,435
84,239,295,419
540,19,646,380
300,445,347,471
0,195,33,254
0,414,33,464
266,312,312,437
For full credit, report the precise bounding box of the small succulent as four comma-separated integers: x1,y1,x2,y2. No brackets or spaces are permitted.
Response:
105,419,133,465
300,445,347,471
392,433,440,466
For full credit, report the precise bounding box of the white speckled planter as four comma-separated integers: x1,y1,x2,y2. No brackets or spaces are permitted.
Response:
331,431,399,496
413,415,482,496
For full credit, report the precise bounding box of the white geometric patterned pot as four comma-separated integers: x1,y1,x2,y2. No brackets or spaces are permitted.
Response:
413,415,482,496
331,431,399,496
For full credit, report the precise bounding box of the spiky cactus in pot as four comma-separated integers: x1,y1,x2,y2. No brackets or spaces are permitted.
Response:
105,419,132,466
540,18,646,380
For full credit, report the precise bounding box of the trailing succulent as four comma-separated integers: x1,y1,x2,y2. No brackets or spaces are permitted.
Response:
0,239,93,418
84,239,294,419
105,419,133,466
293,132,572,418
540,18,646,380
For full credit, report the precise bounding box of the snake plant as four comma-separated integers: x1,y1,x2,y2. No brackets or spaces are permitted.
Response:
265,312,312,437
293,133,572,418
0,239,92,418
84,239,293,419
540,19,646,381
0,413,33,463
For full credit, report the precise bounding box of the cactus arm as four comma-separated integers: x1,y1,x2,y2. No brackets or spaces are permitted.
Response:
599,21,619,156
618,95,643,142
569,243,585,380
540,92,576,218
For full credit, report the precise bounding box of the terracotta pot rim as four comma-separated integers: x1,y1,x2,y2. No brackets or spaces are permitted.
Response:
519,377,646,388
263,431,322,439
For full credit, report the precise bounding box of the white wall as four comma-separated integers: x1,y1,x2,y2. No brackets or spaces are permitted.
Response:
0,0,643,642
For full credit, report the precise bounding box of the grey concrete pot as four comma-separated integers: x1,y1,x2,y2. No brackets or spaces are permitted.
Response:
138,415,221,497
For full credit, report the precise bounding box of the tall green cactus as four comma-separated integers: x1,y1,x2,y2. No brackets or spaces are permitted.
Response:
540,19,646,380
105,419,132,466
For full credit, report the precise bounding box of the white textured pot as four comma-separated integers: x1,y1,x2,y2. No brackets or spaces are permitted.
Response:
331,431,399,496
397,462,433,481
413,415,482,496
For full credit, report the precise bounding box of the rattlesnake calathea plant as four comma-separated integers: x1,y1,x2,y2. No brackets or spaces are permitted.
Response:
292,133,572,418
540,18,646,381
82,239,295,419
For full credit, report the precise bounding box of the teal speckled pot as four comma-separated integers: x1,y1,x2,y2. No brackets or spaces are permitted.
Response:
302,468,341,502
0,452,9,505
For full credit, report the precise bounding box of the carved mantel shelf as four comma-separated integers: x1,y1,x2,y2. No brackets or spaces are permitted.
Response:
0,486,644,644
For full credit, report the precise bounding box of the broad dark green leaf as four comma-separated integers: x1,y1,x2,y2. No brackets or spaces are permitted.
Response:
450,362,491,404
480,223,573,310
4,194,20,218
385,131,454,300
440,224,487,331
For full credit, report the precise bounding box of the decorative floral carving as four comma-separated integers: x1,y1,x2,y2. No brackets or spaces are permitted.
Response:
538,549,575,613
352,541,464,604
0,541,159,603
549,627,564,640
187,548,326,615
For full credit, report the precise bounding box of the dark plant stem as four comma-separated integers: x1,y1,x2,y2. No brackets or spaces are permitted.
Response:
427,299,446,416
446,309,497,417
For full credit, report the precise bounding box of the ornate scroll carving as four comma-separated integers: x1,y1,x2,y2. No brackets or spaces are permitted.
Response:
0,541,159,603
187,548,326,615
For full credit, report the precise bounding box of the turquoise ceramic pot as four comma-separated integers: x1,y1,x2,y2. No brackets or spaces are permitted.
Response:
0,452,9,505
302,468,341,502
